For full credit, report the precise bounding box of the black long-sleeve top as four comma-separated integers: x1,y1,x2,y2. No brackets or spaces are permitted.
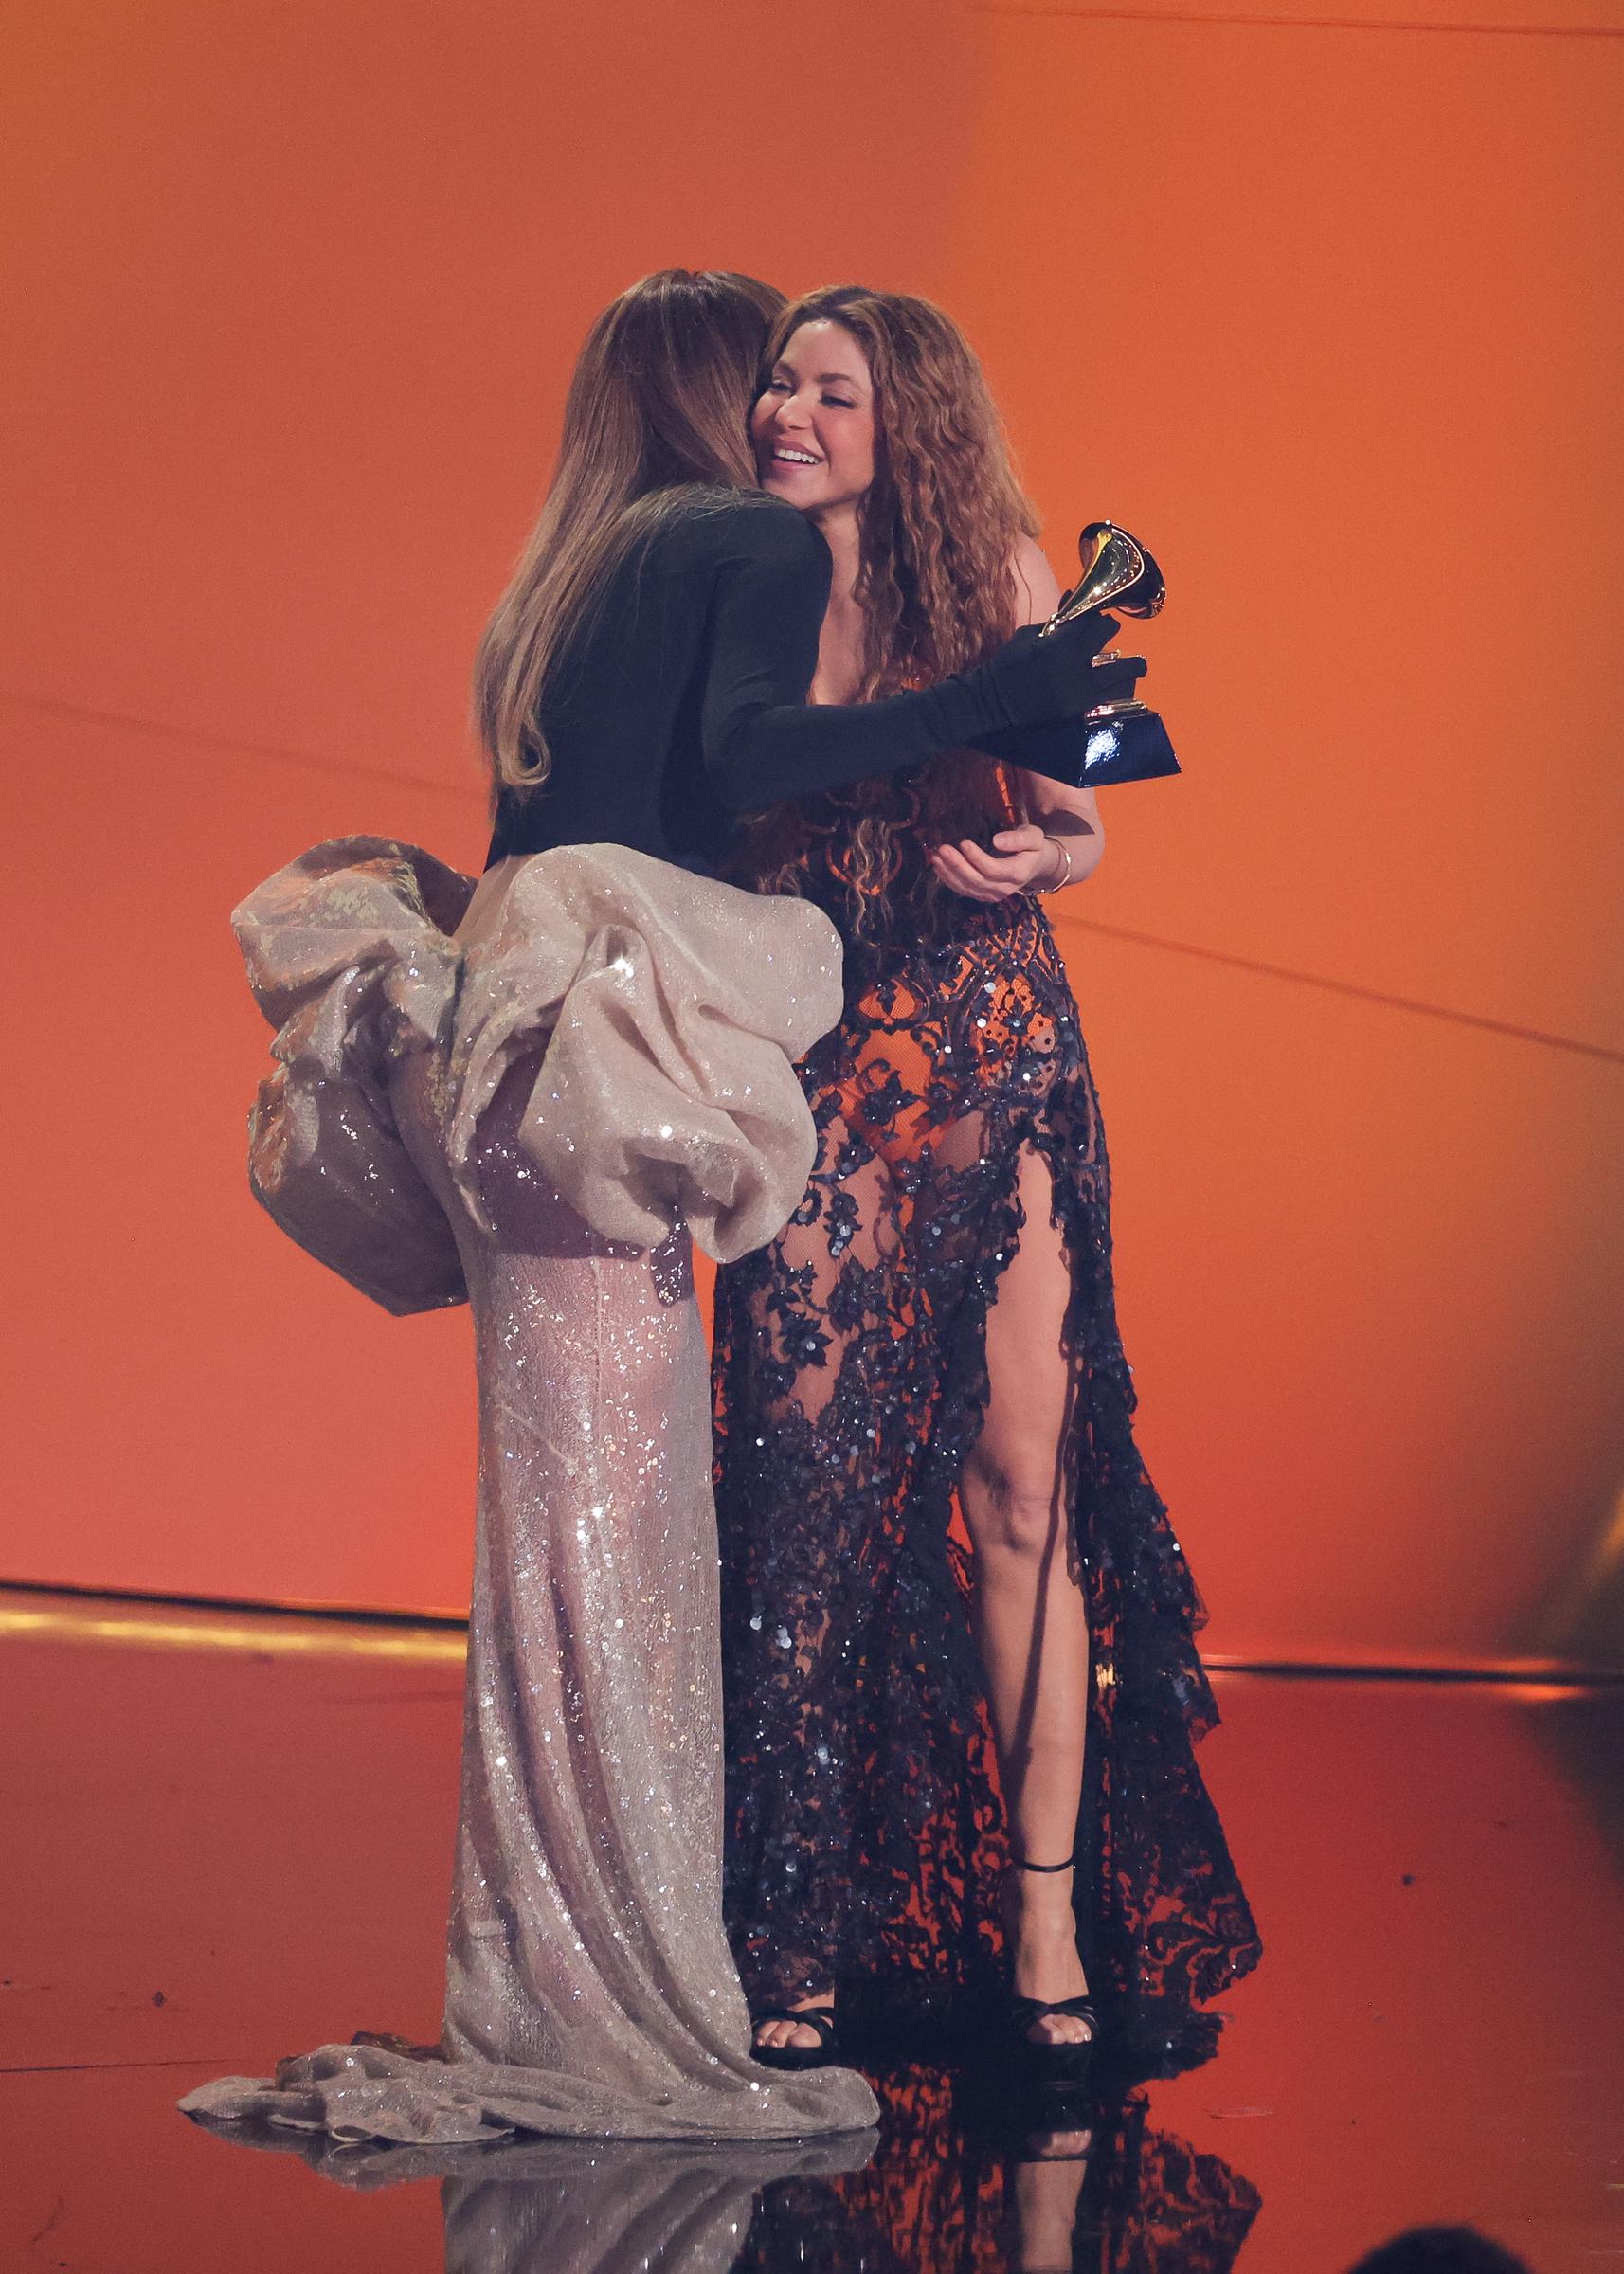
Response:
484,487,1032,875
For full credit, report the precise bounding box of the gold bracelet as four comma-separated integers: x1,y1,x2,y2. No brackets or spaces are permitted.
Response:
1036,832,1073,894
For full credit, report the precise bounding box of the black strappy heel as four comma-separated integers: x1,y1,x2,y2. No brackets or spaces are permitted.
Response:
1005,1854,1100,2094
749,2003,840,2072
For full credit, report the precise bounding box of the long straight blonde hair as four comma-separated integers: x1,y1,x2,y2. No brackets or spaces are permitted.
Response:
475,269,785,792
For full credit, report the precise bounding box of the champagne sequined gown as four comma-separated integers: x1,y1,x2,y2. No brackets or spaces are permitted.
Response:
713,792,1262,2059
182,837,877,2143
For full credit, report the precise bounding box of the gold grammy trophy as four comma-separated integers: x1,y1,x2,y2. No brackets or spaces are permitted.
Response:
997,522,1181,788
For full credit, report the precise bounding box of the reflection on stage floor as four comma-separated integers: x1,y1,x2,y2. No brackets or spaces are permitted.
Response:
3,1590,1621,2272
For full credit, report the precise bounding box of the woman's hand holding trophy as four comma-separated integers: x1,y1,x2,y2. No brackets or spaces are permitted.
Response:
973,521,1182,790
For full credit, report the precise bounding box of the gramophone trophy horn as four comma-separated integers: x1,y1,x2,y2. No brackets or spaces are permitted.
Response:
1020,520,1179,788
1043,520,1167,632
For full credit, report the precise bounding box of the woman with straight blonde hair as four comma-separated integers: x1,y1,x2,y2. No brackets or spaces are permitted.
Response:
182,269,1129,2149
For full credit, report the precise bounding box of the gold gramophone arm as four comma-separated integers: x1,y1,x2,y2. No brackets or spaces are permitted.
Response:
1039,521,1164,637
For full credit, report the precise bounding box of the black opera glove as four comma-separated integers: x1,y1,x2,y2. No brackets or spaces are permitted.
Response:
946,611,1127,735
970,670,1179,786
969,708,1176,789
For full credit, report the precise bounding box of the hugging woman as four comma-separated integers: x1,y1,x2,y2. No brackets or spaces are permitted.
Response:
714,288,1263,2084
181,270,1126,2149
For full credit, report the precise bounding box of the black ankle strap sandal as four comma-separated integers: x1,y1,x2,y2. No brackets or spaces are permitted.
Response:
1007,1991,1101,2086
1006,1854,1100,2091
750,2005,841,2072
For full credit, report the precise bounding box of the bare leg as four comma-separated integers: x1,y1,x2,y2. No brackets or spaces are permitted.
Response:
1012,2122,1095,2270
959,1146,1093,2046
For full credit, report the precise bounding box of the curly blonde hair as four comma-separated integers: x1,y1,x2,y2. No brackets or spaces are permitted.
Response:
739,285,1039,920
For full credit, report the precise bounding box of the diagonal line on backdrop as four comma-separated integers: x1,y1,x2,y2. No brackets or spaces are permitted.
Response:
8,689,1615,1063
0,689,478,803
977,2,1624,35
1,2060,243,2077
1060,913,1624,1062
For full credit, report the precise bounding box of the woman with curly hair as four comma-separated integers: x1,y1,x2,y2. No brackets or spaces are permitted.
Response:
713,286,1262,2084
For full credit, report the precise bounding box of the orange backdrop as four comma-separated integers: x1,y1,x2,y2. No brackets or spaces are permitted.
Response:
4,0,1621,1669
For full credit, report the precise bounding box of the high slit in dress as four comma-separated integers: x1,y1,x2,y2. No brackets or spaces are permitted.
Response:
713,807,1262,2064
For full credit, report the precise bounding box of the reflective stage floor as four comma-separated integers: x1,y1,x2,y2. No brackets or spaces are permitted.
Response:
4,1591,1622,2273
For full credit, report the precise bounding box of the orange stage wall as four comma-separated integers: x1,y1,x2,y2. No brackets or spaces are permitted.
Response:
3,0,1621,1668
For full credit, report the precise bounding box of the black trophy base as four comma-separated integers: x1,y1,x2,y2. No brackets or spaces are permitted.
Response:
971,704,1181,791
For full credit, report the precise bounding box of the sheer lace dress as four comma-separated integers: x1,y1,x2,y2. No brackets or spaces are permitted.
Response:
713,800,1262,2063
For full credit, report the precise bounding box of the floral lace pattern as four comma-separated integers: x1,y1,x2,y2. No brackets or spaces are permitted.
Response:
713,867,1261,2056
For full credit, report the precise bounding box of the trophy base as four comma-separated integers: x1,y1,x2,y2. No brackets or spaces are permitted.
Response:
1074,700,1180,786
970,703,1181,791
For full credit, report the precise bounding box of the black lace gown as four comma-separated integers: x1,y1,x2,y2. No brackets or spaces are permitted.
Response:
712,793,1262,2062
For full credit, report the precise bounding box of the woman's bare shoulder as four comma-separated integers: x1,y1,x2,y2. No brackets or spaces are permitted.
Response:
1011,532,1062,624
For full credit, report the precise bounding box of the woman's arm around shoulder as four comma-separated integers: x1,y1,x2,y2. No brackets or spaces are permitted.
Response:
699,509,1122,818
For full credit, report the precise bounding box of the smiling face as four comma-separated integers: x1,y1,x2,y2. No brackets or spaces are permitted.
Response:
750,318,876,524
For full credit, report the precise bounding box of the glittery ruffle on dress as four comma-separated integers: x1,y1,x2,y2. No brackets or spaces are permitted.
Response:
230,835,846,1299
185,837,875,2144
